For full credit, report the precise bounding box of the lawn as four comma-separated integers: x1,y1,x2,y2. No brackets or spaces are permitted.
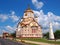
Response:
13,38,38,45
16,38,60,44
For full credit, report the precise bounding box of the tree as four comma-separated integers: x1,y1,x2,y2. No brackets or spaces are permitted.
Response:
43,30,60,39
11,31,16,38
54,30,60,39
43,32,49,39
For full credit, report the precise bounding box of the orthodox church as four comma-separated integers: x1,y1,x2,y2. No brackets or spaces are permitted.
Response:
16,6,43,38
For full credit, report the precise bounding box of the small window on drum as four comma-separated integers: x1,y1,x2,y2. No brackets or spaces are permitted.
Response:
25,14,27,16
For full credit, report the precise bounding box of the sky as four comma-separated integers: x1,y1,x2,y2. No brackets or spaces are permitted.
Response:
0,0,60,35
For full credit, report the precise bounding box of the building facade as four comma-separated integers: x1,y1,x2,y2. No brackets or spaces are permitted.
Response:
16,7,43,38
3,32,9,38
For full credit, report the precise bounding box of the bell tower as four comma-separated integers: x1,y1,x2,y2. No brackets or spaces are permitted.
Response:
23,5,34,18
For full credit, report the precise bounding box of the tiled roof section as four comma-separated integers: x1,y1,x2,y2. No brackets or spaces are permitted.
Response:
20,18,33,25
20,17,41,27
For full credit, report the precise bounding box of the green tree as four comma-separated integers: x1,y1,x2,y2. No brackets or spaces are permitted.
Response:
43,30,60,39
11,31,16,38
54,30,60,39
43,32,49,39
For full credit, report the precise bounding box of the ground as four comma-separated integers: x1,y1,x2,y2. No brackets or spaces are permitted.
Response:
0,38,29,45
15,38,60,45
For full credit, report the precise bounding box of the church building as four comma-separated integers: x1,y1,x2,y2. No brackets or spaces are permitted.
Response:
16,6,43,38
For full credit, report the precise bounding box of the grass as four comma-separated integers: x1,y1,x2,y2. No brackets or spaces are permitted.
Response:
13,38,38,45
16,38,60,44
26,43,38,45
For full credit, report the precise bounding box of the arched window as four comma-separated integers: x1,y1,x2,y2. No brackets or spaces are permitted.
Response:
25,14,27,16
31,26,38,33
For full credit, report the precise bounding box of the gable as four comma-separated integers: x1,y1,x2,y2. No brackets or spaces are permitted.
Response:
30,21,38,26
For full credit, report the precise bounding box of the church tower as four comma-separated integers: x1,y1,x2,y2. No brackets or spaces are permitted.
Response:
23,6,34,18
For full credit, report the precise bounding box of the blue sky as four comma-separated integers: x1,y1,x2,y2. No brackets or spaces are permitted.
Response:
0,0,60,15
0,0,60,34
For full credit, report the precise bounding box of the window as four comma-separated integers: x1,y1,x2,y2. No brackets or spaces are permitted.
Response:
30,34,31,36
31,26,38,30
21,27,23,28
25,34,26,36
36,34,38,36
25,14,27,16
32,34,34,36
32,29,36,33
31,26,38,33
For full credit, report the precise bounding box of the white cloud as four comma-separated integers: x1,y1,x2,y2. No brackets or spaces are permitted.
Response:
10,15,19,22
0,11,19,22
5,25,16,32
2,30,8,33
0,11,19,34
53,22,60,30
5,25,15,31
42,29,49,33
6,25,13,30
33,10,60,33
10,11,20,22
0,29,8,35
0,24,17,34
0,14,8,22
11,11,15,15
32,0,44,9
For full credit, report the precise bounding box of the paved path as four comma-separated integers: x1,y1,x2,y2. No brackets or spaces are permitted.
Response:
0,38,29,45
24,40,59,45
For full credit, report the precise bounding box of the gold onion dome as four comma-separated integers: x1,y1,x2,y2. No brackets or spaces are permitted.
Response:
24,5,34,13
